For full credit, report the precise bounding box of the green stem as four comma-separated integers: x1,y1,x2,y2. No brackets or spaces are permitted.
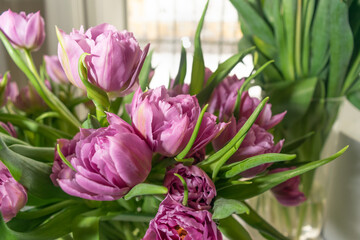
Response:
295,0,303,78
174,173,188,206
23,50,81,129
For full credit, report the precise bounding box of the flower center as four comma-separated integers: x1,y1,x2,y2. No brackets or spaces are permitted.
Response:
175,225,188,239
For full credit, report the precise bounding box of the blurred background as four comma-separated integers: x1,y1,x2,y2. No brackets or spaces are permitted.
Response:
0,0,253,88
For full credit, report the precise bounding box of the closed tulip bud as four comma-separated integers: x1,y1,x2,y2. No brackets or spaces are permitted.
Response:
143,196,223,240
57,23,149,97
0,161,27,222
164,164,216,210
44,55,68,84
128,86,226,158
213,116,284,177
12,82,49,114
0,122,17,138
51,113,152,201
269,167,306,206
0,9,45,51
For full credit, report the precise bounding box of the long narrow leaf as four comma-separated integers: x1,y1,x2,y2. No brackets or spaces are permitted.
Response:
0,114,72,140
174,46,187,86
124,183,168,200
197,47,255,105
217,146,348,200
199,97,269,168
139,49,154,91
218,216,252,240
328,0,354,97
220,153,296,179
0,139,68,200
189,0,209,95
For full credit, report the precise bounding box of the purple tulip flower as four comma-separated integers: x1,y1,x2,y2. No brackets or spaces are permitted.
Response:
164,164,216,210
208,74,286,128
269,168,306,206
44,55,68,84
143,196,223,240
0,161,27,222
51,113,152,201
213,116,284,177
128,86,226,158
57,23,149,97
0,9,45,51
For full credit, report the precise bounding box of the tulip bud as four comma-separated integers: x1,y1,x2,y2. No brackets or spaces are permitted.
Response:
57,23,149,97
128,86,226,158
0,161,27,222
0,122,17,138
269,167,306,206
44,55,68,84
143,196,223,240
164,164,216,210
12,82,49,114
0,9,45,51
51,113,152,201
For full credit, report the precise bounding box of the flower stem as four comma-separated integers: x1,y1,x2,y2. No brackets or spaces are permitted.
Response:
174,173,188,206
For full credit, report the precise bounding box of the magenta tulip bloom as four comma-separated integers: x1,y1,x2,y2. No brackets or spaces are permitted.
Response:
51,113,152,201
128,86,226,158
57,23,149,97
240,91,286,130
0,161,27,222
208,74,286,128
213,116,284,177
164,164,216,210
208,74,245,122
0,9,45,51
269,168,306,206
44,55,68,84
143,196,222,240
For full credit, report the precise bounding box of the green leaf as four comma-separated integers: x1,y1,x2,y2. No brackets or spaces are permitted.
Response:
301,0,315,76
281,132,314,153
218,216,252,240
197,47,255,105
217,146,348,200
124,183,168,200
310,0,330,75
176,104,208,159
189,0,209,95
343,51,360,94
101,212,155,222
9,145,54,163
0,113,72,140
13,205,89,240
82,114,102,129
212,198,249,220
0,214,18,240
220,153,296,178
199,97,268,169
173,45,187,86
239,202,289,240
347,81,360,110
265,77,318,125
0,132,29,146
139,49,154,91
73,216,100,240
328,0,354,97
0,138,68,200
230,0,274,46
282,0,296,80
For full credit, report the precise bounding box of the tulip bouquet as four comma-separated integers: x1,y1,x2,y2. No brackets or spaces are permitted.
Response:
0,2,347,240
